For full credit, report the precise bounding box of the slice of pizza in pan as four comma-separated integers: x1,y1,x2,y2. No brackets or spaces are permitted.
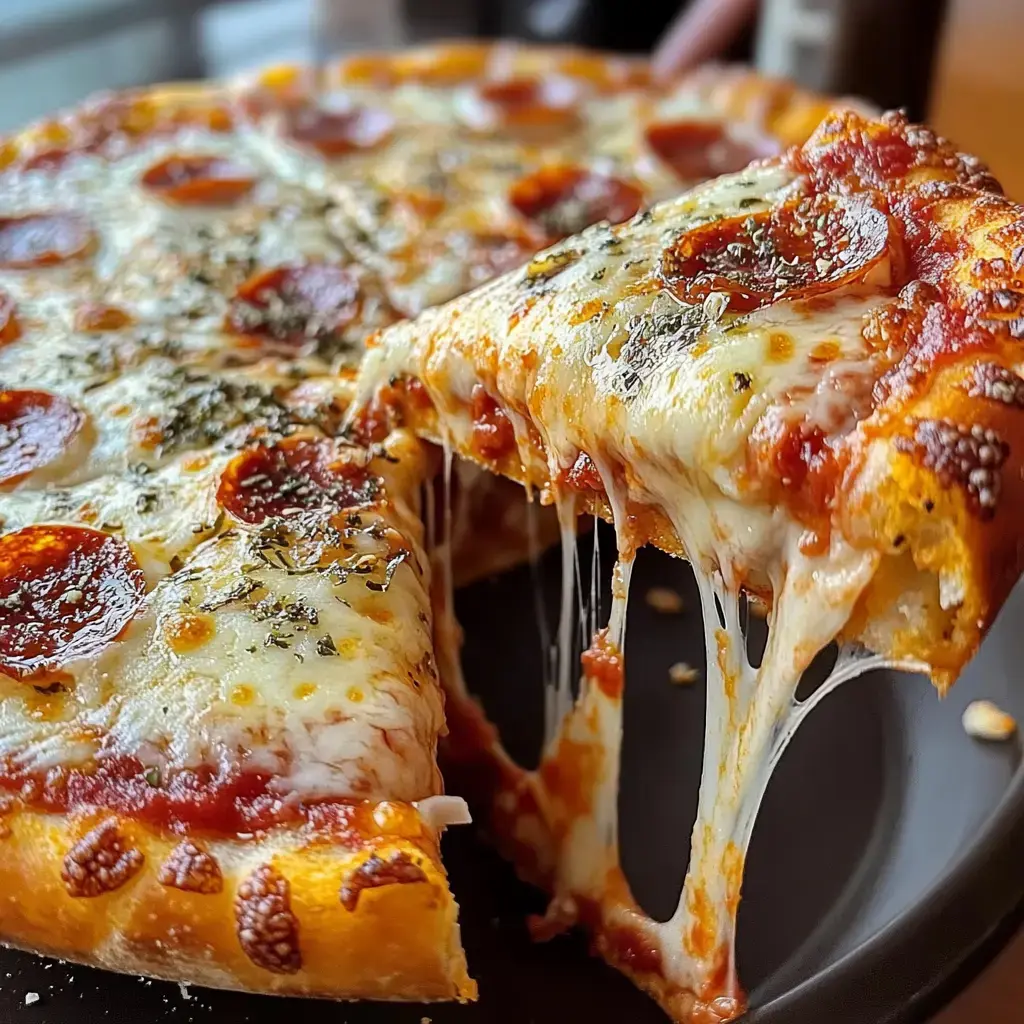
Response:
0,383,475,998
357,108,1024,1021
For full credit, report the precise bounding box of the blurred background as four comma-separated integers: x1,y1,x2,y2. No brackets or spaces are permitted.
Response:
0,0,1020,193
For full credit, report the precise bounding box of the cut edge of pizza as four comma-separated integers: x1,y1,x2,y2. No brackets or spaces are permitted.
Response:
0,359,477,999
0,426,478,1001
355,107,1024,1021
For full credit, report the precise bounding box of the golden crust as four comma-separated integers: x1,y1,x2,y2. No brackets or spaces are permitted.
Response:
0,44,836,156
669,62,856,147
847,357,1024,690
0,806,474,1000
322,41,837,142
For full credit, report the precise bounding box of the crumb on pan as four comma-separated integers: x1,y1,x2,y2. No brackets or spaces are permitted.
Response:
24,992,39,1006
669,661,699,685
645,586,684,614
962,700,1017,741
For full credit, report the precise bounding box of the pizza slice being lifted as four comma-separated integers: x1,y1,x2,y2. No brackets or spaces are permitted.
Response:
357,108,1024,1021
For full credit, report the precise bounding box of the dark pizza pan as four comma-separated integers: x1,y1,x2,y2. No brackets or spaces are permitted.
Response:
1,522,1022,1024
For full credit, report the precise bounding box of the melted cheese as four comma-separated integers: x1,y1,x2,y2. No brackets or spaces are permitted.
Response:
0,494,444,802
508,490,926,1008
0,125,395,364
0,101,451,808
357,153,946,1016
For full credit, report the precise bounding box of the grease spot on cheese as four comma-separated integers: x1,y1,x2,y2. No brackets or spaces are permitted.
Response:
181,453,211,473
768,331,794,362
164,613,214,653
570,299,606,325
230,683,255,706
362,603,394,625
346,686,365,703
335,636,360,658
293,682,317,700
134,416,163,448
25,678,71,721
809,339,841,363
372,800,421,836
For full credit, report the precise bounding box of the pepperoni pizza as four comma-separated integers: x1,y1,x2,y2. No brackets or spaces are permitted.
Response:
0,39,874,1017
358,108,1024,1021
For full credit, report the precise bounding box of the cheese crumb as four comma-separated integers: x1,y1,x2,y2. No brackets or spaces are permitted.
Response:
962,700,1017,741
645,586,684,614
669,662,699,685
24,992,39,1006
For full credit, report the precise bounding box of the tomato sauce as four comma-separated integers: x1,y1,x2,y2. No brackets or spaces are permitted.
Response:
469,384,517,461
0,754,438,843
581,627,624,700
602,923,664,975
561,451,607,496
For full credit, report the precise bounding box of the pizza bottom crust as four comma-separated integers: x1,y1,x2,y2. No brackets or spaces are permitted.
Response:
0,808,475,1001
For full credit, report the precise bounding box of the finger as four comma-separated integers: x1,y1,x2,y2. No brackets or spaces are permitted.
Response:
652,0,761,82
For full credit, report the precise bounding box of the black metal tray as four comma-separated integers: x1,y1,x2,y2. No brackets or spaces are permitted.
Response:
2,525,1022,1023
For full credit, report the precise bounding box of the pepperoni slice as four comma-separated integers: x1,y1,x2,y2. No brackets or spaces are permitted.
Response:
284,107,394,156
0,390,84,486
22,149,72,173
645,119,779,182
0,213,93,269
217,437,381,525
140,154,256,205
466,231,538,286
509,166,643,242
0,525,145,679
227,264,362,352
466,76,580,139
0,290,20,346
659,194,895,313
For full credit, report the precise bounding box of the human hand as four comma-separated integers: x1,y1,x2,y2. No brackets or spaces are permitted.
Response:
652,0,761,81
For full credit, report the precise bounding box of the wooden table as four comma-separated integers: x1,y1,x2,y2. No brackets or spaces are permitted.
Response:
930,0,1024,200
934,929,1024,1021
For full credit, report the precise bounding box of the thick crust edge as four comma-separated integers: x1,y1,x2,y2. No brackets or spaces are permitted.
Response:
0,807,475,1001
